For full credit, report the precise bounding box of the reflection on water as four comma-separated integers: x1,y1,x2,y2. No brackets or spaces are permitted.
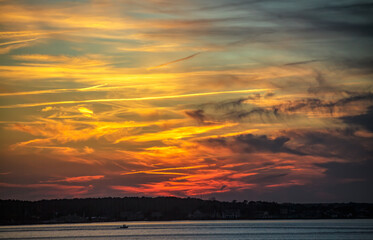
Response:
1,219,373,240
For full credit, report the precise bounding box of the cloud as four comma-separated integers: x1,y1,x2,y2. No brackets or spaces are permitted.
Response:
223,92,373,121
189,93,277,122
182,90,372,125
256,0,373,39
201,133,303,155
114,123,236,143
272,93,373,116
313,159,373,202
0,84,134,97
120,165,209,176
41,175,104,183
224,107,276,121
78,107,94,118
184,109,207,124
283,59,321,66
7,117,155,146
341,106,373,132
313,2,373,18
0,38,40,54
265,179,305,188
0,0,372,202
195,0,263,12
284,129,373,161
0,38,39,47
112,168,256,197
0,182,91,199
147,52,201,70
336,58,373,74
307,71,339,94
317,160,373,181
0,88,271,109
198,96,255,111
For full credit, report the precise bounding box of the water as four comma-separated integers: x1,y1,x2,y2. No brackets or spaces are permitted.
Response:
1,219,373,240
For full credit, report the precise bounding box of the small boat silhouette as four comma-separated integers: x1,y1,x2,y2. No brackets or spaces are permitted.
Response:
119,224,129,229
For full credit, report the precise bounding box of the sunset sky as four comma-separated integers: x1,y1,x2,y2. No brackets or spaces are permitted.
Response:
0,0,372,202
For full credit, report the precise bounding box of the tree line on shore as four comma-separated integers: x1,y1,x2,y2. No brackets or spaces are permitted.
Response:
1,197,373,225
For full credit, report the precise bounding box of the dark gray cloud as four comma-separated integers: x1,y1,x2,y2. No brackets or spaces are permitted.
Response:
135,0,373,73
186,91,373,124
199,127,373,202
258,1,373,38
184,109,207,124
286,129,373,161
333,92,373,106
186,95,276,123
283,59,321,66
198,94,263,111
317,160,373,181
274,92,373,115
194,0,263,12
202,133,304,155
216,175,373,202
224,107,276,121
337,58,373,74
307,71,338,94
312,159,373,202
341,106,373,132
201,125,373,161
314,2,373,17
206,154,373,203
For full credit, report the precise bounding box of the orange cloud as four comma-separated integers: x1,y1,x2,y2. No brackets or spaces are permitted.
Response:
115,123,237,143
7,118,150,144
42,175,104,183
78,107,94,117
121,165,209,175
266,180,306,188
0,0,371,202
112,178,255,197
112,166,257,197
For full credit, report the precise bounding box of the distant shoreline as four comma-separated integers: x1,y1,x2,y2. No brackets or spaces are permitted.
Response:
2,218,373,227
2,197,373,226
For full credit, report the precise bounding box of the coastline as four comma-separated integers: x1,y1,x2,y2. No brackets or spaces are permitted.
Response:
2,197,373,226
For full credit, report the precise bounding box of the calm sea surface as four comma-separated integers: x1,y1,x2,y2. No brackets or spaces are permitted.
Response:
1,219,373,240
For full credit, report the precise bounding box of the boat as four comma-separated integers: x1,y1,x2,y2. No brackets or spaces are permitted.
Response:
119,224,129,229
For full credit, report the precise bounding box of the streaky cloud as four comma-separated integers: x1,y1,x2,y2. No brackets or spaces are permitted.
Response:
0,88,272,109
0,84,107,97
147,52,201,70
0,38,39,46
283,59,321,66
121,165,209,175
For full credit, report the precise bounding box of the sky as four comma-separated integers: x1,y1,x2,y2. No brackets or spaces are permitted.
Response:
0,0,372,203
